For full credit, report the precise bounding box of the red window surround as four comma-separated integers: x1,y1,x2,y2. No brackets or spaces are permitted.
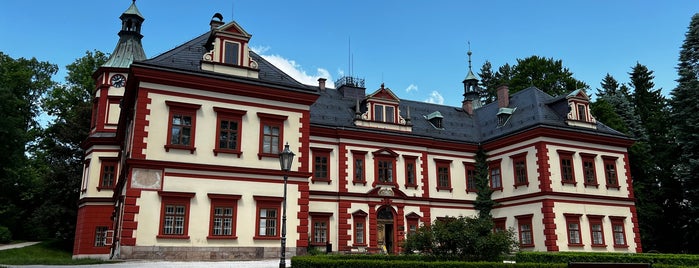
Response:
493,217,507,233
489,159,503,191
164,101,201,154
564,213,583,246
610,216,628,248
558,150,576,185
157,191,195,239
97,157,118,190
435,159,453,192
213,107,246,157
516,214,534,247
603,156,620,189
352,150,367,186
464,162,477,193
310,212,332,246
372,148,398,188
587,215,606,247
581,153,598,187
510,152,529,188
352,210,368,246
257,112,288,159
207,194,241,239
405,212,421,235
404,155,418,189
254,196,283,240
311,147,332,184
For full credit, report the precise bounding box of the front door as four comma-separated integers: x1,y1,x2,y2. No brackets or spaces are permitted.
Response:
376,206,395,253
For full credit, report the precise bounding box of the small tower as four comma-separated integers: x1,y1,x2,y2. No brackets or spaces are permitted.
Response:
102,0,147,68
462,44,482,111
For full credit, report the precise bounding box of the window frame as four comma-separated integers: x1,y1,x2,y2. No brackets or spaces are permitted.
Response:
405,212,421,235
404,155,418,189
373,103,397,123
207,194,241,240
222,40,241,65
311,148,332,184
253,196,283,240
310,212,332,246
489,159,503,191
577,103,588,121
610,216,628,248
97,157,118,190
516,214,534,247
493,217,507,233
580,153,598,187
587,215,606,247
257,113,288,159
213,107,246,157
81,159,91,192
352,150,367,186
510,152,529,188
435,159,453,192
564,213,583,246
558,150,577,185
464,162,477,193
164,101,201,154
94,226,108,247
372,149,399,188
157,191,195,239
352,210,368,246
603,156,620,189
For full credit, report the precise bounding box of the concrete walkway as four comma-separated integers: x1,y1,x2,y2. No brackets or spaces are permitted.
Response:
0,242,40,251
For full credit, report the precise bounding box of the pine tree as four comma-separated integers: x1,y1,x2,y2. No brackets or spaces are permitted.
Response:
477,60,497,104
670,13,699,253
474,148,495,219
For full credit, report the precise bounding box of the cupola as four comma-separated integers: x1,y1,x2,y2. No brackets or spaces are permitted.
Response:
462,45,482,112
102,0,147,68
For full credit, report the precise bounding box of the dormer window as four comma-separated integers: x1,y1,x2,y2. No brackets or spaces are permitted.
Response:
425,111,444,129
496,107,516,127
565,89,597,129
223,41,240,65
374,104,396,123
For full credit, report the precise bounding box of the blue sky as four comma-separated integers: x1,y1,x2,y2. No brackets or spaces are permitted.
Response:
1,1,695,107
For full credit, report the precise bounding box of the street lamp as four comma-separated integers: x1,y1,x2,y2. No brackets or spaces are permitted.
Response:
278,143,295,268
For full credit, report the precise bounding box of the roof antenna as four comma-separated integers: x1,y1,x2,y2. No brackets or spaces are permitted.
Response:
348,37,351,77
467,41,473,72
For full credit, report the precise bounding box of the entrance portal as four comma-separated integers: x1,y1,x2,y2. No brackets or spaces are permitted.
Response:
376,206,395,253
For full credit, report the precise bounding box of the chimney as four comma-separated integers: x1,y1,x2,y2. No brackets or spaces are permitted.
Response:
462,99,473,115
497,85,509,108
318,78,327,91
210,13,225,30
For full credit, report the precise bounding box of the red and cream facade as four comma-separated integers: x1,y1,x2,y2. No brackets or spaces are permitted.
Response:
73,3,641,260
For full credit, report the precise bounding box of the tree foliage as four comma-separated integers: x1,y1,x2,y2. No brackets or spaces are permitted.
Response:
473,148,495,219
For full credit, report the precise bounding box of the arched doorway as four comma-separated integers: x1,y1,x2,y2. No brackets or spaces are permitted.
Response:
376,206,395,253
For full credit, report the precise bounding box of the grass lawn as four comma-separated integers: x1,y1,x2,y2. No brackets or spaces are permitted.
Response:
0,240,111,265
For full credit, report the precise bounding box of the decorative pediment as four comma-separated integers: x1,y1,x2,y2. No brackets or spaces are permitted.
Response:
366,83,400,103
372,148,399,158
218,21,252,37
565,89,597,129
201,18,259,78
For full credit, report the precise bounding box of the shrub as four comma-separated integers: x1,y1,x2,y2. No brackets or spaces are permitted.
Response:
0,226,12,243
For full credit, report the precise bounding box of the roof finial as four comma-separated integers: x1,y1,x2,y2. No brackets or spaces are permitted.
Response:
467,41,473,72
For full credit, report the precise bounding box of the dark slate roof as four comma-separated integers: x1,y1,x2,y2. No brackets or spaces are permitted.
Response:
310,86,628,144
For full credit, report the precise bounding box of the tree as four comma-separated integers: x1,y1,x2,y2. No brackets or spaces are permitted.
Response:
670,13,699,253
477,60,497,104
33,50,107,244
0,52,57,239
473,148,495,219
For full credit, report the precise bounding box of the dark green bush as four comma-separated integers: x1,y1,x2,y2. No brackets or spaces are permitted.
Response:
0,226,11,243
516,251,699,266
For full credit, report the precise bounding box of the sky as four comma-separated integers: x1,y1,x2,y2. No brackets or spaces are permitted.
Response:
1,1,696,107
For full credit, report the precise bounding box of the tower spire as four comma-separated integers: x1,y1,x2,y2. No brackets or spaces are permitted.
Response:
102,1,147,68
462,42,482,110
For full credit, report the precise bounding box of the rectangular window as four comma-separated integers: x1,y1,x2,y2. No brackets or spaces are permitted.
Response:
603,156,620,188
208,194,240,239
465,163,477,192
373,104,396,123
581,153,597,186
312,148,332,183
353,212,367,246
511,153,528,187
516,215,534,247
94,226,108,247
610,217,627,247
353,151,366,185
405,156,417,188
81,159,90,192
377,160,393,183
165,101,201,153
355,222,364,244
99,159,117,189
224,41,240,65
311,213,331,245
587,215,605,246
254,196,282,239
489,160,502,190
158,191,195,239
214,107,246,156
558,150,576,185
565,214,583,246
385,106,395,123
494,218,506,233
436,160,452,191
374,105,384,122
257,113,287,158
406,216,419,235
577,104,587,121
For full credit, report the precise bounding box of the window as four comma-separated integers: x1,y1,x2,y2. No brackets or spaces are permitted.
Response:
311,148,332,184
378,160,393,183
489,160,502,190
213,107,246,157
254,196,282,239
165,101,201,153
465,163,477,192
511,153,528,187
406,212,421,235
603,156,620,189
494,218,506,233
435,159,452,192
353,210,367,246
94,226,108,247
587,215,605,247
157,191,195,239
223,41,240,65
372,149,398,187
257,113,287,159
374,104,396,123
558,150,576,185
577,104,587,121
207,194,241,239
581,153,598,187
610,216,627,247
516,214,534,247
310,212,331,246
81,159,91,192
98,158,118,189
565,214,583,246
404,156,418,188
353,151,367,185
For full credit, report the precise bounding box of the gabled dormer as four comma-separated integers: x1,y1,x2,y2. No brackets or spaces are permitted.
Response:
201,14,259,78
565,89,597,129
354,83,411,132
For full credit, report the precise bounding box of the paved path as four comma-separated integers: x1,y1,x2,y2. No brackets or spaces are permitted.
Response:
0,242,40,251
3,259,285,268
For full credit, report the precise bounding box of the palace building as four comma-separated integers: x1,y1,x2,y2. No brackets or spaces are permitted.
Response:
73,2,641,260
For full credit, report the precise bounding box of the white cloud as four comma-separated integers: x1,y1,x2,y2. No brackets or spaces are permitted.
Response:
406,84,418,93
425,91,444,104
250,45,270,54
259,54,335,88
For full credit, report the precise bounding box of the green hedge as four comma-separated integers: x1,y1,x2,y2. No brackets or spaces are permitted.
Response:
516,251,699,267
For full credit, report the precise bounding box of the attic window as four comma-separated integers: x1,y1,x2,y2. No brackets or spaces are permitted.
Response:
425,111,444,129
223,41,240,65
577,104,587,121
496,107,516,127
374,104,396,123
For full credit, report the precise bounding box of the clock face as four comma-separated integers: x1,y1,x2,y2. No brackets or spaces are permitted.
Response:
111,74,126,88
